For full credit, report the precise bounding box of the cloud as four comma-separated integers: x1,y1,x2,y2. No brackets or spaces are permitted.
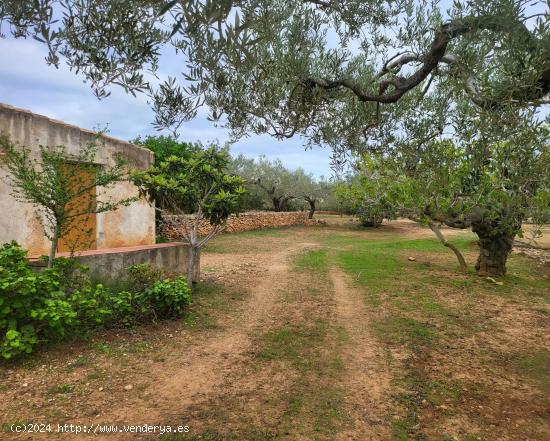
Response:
0,38,333,177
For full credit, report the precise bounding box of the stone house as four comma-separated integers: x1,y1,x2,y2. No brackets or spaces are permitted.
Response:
0,102,159,255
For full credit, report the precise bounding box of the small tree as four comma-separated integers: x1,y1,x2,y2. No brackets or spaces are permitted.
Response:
130,135,201,165
335,158,400,227
0,136,137,267
133,146,246,288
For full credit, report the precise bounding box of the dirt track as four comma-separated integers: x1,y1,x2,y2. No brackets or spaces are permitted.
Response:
1,218,549,440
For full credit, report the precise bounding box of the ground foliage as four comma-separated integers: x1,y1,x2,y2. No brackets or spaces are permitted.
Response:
0,242,191,360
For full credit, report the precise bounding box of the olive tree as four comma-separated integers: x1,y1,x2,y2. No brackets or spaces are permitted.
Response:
3,1,548,270
346,122,550,276
335,157,402,227
296,173,334,219
132,146,246,287
1,0,547,153
230,155,299,212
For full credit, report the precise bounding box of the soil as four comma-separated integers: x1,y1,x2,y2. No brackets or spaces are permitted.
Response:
0,218,548,440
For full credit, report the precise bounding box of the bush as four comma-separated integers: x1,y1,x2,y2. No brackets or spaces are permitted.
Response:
126,263,164,293
110,265,191,324
0,243,192,359
0,242,77,359
142,277,191,318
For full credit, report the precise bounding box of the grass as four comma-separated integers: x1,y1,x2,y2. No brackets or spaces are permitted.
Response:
256,320,328,367
3,218,549,440
294,249,328,272
204,227,292,254
66,355,92,369
512,349,550,392
245,253,348,440
373,316,436,347
326,227,549,440
46,383,74,395
182,281,243,330
91,342,115,356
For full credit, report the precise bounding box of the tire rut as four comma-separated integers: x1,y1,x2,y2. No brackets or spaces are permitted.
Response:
82,242,316,440
330,268,391,440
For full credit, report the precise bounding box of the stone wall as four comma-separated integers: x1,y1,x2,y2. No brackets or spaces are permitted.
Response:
0,103,155,255
160,211,310,239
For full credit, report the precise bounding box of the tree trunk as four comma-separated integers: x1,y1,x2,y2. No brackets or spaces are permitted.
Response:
472,221,517,276
428,222,468,271
186,246,201,288
474,233,514,276
48,225,60,268
308,199,316,219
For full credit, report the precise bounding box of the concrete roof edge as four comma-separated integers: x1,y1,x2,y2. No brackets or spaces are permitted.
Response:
0,102,154,160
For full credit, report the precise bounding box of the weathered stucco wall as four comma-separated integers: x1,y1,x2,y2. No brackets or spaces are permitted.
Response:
29,242,197,282
0,103,155,255
160,211,310,240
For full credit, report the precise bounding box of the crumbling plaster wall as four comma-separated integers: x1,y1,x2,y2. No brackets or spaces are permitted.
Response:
0,103,155,255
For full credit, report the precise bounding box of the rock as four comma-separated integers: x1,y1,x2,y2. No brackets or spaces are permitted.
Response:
124,384,133,391
486,277,504,285
98,387,104,392
22,382,28,387
408,256,416,261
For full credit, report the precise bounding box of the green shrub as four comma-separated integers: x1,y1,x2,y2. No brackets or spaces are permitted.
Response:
52,258,112,331
68,284,113,330
0,242,76,359
142,277,191,319
0,242,192,359
110,275,191,324
108,290,134,326
126,263,164,293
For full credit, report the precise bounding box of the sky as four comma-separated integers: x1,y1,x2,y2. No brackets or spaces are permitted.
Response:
0,37,334,178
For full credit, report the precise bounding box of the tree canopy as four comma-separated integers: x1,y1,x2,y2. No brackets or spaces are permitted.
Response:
230,154,336,212
2,0,548,156
132,146,246,286
130,135,201,165
338,114,550,275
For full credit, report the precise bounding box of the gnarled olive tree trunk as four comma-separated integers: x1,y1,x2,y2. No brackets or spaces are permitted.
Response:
471,221,519,276
305,196,316,219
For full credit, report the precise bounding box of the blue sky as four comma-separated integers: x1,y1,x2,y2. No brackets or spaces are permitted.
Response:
0,37,334,178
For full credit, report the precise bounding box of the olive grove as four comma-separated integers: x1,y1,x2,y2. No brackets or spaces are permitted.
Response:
2,0,549,275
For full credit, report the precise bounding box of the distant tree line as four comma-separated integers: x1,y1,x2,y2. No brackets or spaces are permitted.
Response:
132,136,340,216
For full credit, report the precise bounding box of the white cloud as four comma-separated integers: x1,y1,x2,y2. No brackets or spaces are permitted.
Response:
0,38,333,177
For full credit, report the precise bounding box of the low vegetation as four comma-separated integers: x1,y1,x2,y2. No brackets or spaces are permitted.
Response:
0,242,191,360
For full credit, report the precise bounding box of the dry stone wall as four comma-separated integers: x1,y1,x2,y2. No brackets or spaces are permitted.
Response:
160,211,310,239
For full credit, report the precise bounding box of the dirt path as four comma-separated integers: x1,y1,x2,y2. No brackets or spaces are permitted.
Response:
330,269,391,441
85,241,317,440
